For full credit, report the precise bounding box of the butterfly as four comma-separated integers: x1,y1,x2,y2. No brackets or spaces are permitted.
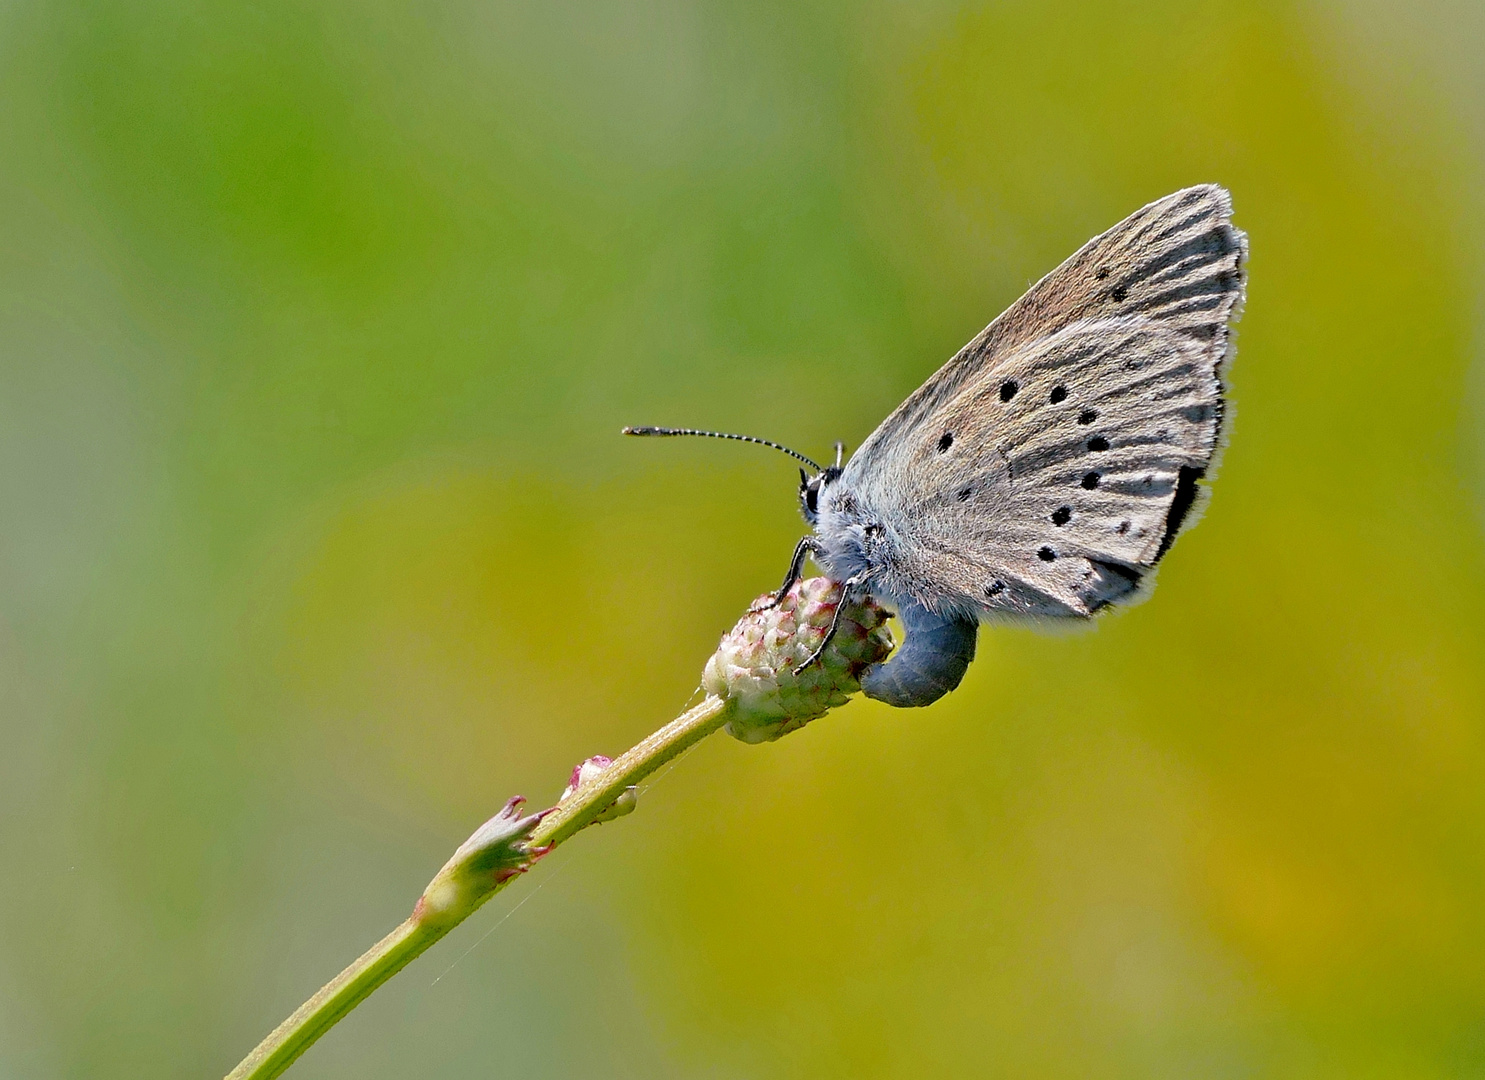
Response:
629,185,1247,707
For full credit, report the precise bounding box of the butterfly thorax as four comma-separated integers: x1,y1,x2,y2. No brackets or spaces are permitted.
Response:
811,480,939,614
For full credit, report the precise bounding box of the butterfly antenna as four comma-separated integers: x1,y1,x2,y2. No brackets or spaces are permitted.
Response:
622,426,823,473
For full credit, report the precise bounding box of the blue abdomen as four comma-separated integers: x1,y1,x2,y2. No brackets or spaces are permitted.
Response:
860,601,978,708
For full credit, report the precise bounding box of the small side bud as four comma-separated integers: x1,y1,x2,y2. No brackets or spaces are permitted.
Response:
415,797,552,929
560,755,638,824
703,577,894,743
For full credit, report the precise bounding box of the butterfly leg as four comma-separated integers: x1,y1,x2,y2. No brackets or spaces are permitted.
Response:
749,536,818,613
790,575,864,676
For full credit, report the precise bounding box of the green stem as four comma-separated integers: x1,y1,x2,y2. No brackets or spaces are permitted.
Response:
531,693,734,848
225,918,438,1080
225,694,734,1080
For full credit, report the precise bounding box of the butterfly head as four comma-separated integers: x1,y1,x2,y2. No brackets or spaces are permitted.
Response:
798,465,843,524
799,441,846,524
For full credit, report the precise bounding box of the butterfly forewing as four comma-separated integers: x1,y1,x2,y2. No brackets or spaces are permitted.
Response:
839,185,1246,620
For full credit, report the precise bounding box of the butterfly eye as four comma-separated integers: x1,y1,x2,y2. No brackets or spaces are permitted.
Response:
799,472,821,516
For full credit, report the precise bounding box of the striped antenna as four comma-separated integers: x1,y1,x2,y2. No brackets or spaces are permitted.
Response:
622,426,822,473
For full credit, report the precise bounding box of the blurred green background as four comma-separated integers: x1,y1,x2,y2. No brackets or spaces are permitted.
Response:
2,1,1484,1077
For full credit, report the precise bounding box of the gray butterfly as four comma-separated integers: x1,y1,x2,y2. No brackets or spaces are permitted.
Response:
629,185,1247,707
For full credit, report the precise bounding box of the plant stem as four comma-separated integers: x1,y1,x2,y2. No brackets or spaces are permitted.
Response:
226,694,734,1080
225,918,437,1080
531,693,733,848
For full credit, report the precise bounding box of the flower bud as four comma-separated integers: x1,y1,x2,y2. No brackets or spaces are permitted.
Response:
560,755,638,824
415,797,551,929
703,577,894,743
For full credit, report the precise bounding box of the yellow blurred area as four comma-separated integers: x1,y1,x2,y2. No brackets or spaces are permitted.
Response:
2,1,1484,1077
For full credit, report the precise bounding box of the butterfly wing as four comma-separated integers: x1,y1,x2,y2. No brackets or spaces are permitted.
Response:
838,185,1246,619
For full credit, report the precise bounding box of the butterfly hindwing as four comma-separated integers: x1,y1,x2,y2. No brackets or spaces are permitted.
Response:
939,317,1220,616
836,185,1246,620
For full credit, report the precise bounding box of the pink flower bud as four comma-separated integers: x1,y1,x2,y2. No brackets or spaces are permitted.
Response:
560,755,638,824
703,577,894,743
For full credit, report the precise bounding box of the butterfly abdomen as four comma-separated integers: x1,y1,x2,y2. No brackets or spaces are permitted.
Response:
859,602,979,708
